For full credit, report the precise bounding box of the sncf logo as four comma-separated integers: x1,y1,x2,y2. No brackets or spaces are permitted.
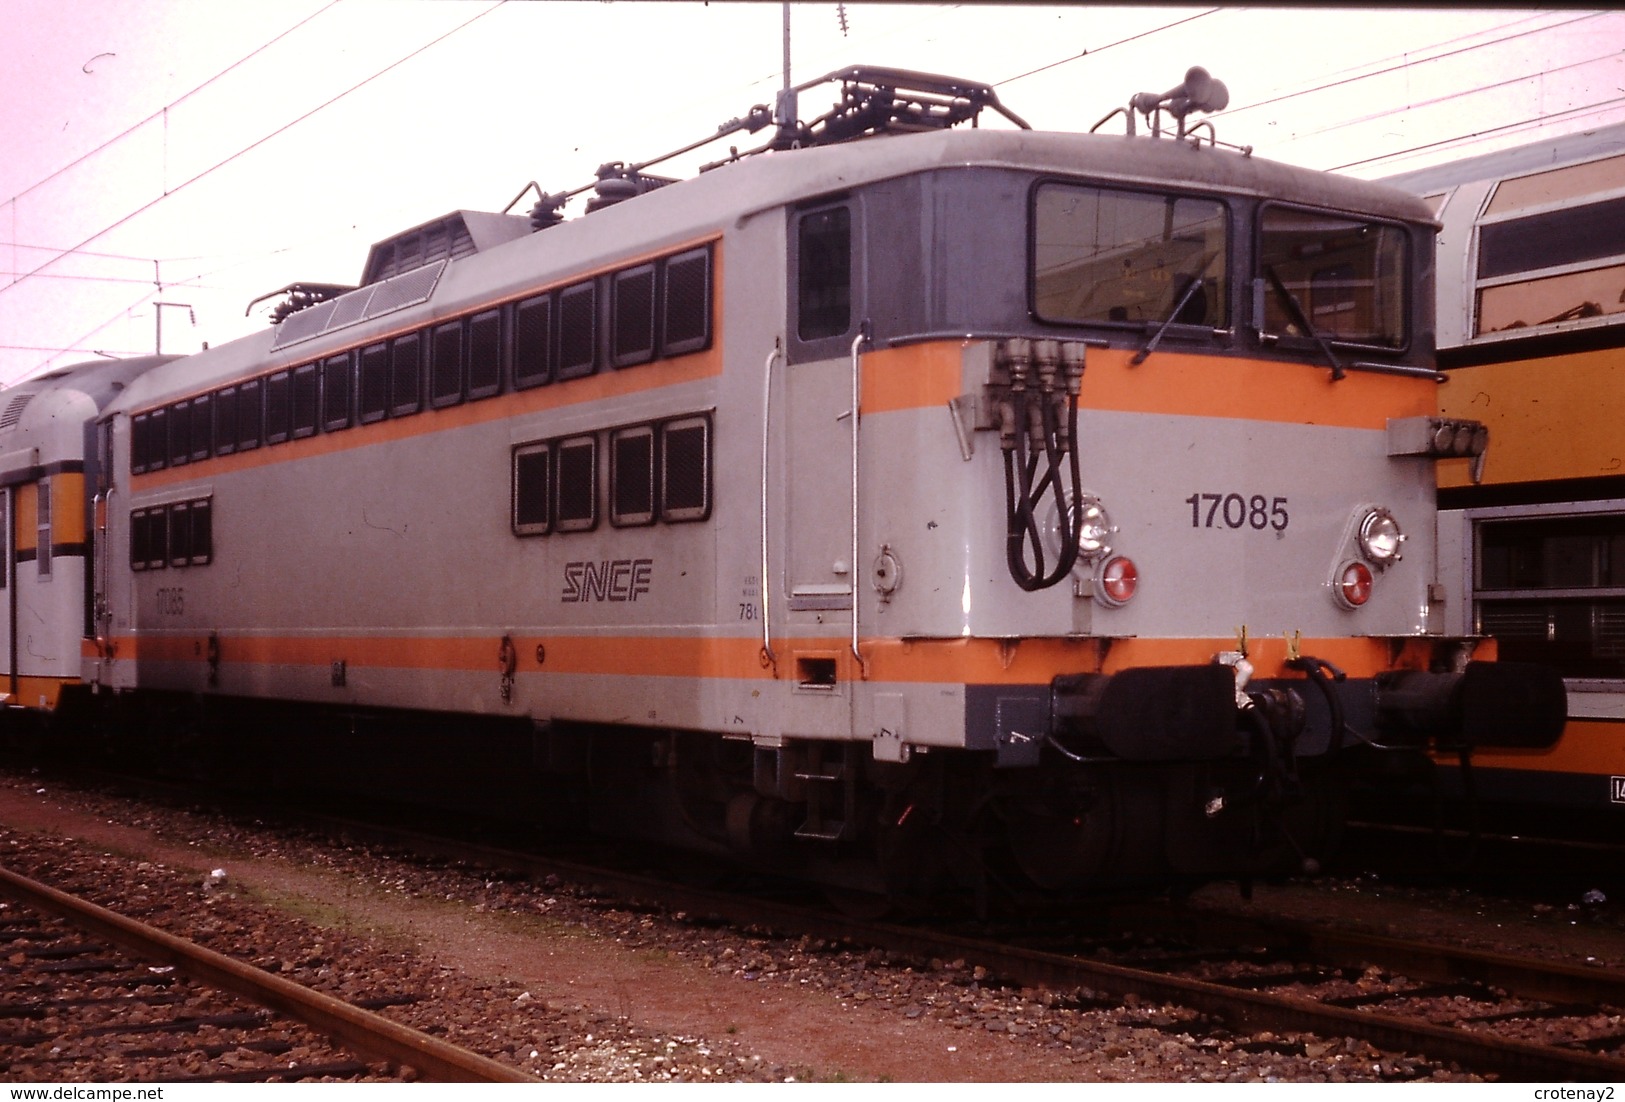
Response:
562,559,654,603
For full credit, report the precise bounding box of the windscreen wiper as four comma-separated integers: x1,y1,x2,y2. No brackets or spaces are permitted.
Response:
1131,275,1208,366
1263,265,1344,380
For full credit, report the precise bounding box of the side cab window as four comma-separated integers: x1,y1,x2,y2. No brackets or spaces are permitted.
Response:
790,200,860,360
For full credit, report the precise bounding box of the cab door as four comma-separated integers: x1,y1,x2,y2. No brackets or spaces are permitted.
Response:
784,356,855,623
783,202,861,682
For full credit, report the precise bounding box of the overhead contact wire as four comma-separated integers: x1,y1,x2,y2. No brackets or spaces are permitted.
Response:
3,0,507,303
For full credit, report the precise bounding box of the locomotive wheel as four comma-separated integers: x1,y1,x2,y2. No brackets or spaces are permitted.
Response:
875,809,958,899
1001,779,1117,891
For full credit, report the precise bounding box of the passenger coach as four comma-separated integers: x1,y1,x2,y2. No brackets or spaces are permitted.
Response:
1385,122,1625,828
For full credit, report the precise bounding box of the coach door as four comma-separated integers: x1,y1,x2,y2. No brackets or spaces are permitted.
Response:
0,487,13,704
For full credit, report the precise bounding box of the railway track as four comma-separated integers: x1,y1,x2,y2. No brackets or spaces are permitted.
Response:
0,865,536,1083
276,810,1625,1081
961,909,1625,1082
12,766,1624,1081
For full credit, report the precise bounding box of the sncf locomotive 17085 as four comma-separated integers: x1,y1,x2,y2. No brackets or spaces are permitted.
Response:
4,67,1563,900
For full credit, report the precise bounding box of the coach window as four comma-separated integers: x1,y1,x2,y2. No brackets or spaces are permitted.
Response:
237,377,263,452
214,387,238,456
390,331,424,417
130,413,145,474
188,498,213,565
35,478,50,580
662,247,712,357
468,308,503,400
132,412,156,474
660,414,711,522
131,508,163,571
1475,190,1625,337
1476,513,1625,680
1032,184,1228,330
1256,205,1406,348
150,408,169,470
264,370,293,445
189,394,212,462
512,294,553,390
129,508,143,570
322,353,353,432
291,363,319,439
557,282,597,380
797,205,851,341
610,425,656,526
554,435,597,532
612,264,657,368
511,443,551,536
168,501,192,567
168,400,192,468
358,342,390,424
430,320,465,409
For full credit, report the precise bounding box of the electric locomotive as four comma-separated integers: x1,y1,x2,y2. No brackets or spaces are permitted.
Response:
1381,120,1625,833
20,68,1565,898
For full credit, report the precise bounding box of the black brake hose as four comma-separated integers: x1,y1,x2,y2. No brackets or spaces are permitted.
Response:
1004,449,1048,583
1241,699,1279,803
1287,655,1348,754
1004,391,1084,591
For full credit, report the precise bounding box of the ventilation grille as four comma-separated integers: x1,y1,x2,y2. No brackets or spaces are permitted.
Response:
0,392,37,431
272,260,446,351
1598,606,1625,658
1479,606,1548,639
366,219,473,283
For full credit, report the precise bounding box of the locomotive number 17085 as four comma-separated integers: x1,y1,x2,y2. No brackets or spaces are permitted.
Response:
1185,493,1290,532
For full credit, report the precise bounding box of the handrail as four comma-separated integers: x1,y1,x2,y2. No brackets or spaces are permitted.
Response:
1347,360,1449,382
95,486,113,657
849,331,869,679
759,344,781,672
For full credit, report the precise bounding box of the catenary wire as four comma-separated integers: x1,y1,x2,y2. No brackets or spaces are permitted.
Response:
1221,9,1606,120
2,2,342,208
989,6,1613,167
2,0,507,305
12,5,1620,376
994,7,1223,87
1273,49,1623,152
1331,94,1625,174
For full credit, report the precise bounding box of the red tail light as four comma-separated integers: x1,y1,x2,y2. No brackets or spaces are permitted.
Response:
1337,561,1373,608
1099,556,1138,606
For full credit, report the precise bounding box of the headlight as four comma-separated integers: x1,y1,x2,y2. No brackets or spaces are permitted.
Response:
1045,492,1117,569
1358,508,1405,566
1077,496,1114,561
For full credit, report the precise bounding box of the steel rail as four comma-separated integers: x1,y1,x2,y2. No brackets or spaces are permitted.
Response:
1153,904,1625,1009
904,926,1625,1082
0,863,537,1083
